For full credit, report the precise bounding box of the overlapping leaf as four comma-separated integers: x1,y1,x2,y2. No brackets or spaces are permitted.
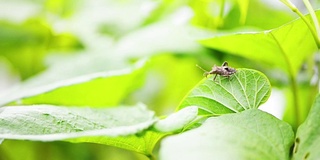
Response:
154,106,198,132
178,69,271,115
293,94,320,160
200,11,319,76
0,104,164,155
0,54,146,107
160,109,294,160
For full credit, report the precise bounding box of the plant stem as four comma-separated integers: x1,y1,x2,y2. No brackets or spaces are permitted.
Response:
270,33,301,128
302,0,320,94
279,0,320,126
289,74,301,128
295,10,320,48
280,0,320,48
318,53,320,93
303,0,320,42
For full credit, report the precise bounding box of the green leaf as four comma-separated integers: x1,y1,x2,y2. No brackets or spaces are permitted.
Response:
0,104,164,155
159,109,294,160
0,55,146,107
292,94,320,160
0,104,155,139
199,11,319,76
224,0,294,30
178,68,271,115
68,130,165,156
154,106,198,132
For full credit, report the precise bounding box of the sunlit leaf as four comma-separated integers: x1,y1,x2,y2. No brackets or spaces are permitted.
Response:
178,69,271,115
159,109,294,160
0,104,164,155
190,0,294,30
200,11,319,76
68,130,165,156
292,94,320,159
0,55,147,107
154,106,198,132
0,104,155,139
224,0,294,29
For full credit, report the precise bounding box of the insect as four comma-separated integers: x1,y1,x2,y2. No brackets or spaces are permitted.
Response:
196,61,237,81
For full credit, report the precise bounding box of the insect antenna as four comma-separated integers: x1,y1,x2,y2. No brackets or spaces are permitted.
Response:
196,64,209,77
196,64,208,72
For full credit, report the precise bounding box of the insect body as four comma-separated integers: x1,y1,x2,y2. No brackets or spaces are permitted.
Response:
196,61,236,81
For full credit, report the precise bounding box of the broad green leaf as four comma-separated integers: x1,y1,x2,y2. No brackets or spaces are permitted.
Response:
293,94,320,160
154,106,198,132
0,104,155,139
0,55,146,107
178,68,271,115
159,109,294,160
224,0,294,30
0,104,164,155
200,11,319,76
190,0,294,30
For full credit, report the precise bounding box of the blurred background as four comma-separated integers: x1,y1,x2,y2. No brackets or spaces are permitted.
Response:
0,0,318,159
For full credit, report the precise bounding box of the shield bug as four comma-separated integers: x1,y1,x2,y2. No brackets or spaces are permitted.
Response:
196,61,236,81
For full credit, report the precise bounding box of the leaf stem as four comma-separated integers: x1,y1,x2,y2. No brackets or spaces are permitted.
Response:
303,0,320,42
296,10,320,49
289,74,301,129
280,0,320,48
270,33,301,128
302,0,320,94
279,0,320,126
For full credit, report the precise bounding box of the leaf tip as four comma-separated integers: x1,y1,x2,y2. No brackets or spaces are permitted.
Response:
154,106,198,133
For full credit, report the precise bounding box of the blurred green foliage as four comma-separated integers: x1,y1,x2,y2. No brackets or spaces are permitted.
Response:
0,0,319,159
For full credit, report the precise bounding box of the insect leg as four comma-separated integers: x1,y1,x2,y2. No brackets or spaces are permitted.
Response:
213,74,218,81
